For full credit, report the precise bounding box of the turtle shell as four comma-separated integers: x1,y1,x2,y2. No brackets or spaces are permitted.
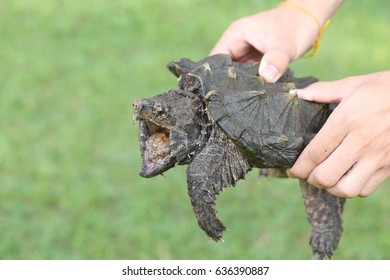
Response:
206,87,330,167
169,54,330,168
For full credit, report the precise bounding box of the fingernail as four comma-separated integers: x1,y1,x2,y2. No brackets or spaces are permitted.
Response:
259,64,279,83
285,169,295,178
289,89,302,95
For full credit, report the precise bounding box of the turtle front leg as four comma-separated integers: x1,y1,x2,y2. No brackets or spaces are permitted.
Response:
187,125,251,241
187,175,226,241
299,180,346,259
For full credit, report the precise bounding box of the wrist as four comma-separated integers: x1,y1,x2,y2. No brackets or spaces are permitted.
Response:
277,0,343,57
273,4,318,58
283,0,343,27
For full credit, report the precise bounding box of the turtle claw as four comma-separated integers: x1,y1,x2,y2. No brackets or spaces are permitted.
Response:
202,216,226,242
310,230,337,259
192,194,226,241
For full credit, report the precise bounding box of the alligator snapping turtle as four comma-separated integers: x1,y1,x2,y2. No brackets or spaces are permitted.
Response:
133,54,345,259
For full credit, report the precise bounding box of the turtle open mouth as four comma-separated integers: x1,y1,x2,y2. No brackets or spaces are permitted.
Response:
145,122,170,163
139,119,174,177
134,91,209,178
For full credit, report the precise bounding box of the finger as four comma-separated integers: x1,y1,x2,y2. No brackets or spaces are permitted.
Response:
306,134,358,188
242,34,292,82
289,107,349,179
233,48,263,62
359,167,390,197
258,49,290,82
210,36,263,62
292,78,359,103
209,38,233,56
293,82,342,103
209,28,239,56
326,156,381,198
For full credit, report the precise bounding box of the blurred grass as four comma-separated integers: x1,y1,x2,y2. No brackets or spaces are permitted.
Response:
0,0,389,259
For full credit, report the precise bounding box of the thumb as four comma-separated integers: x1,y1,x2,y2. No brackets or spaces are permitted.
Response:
258,50,290,83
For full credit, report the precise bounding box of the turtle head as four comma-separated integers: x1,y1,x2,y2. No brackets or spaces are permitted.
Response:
133,89,209,178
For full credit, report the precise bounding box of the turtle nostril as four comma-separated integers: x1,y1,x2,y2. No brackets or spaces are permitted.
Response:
154,103,163,112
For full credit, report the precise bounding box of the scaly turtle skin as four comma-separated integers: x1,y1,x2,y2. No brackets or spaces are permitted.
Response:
133,54,345,259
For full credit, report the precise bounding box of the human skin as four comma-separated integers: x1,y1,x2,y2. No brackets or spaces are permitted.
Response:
289,71,390,198
210,0,343,82
210,0,390,197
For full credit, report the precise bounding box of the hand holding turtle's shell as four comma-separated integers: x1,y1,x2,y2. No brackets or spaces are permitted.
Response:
210,1,343,83
210,7,317,82
290,71,390,198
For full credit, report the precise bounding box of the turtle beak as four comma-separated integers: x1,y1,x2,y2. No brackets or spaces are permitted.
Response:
133,100,174,177
137,119,174,178
133,99,148,121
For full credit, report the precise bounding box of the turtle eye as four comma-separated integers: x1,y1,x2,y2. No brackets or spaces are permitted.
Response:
132,100,140,110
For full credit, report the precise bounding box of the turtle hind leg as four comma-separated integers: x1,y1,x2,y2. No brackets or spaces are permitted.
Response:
299,180,346,259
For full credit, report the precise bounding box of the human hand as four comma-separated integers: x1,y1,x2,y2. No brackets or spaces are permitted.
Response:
209,5,319,82
289,71,390,198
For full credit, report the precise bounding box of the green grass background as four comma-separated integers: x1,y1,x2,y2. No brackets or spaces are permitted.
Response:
0,0,389,259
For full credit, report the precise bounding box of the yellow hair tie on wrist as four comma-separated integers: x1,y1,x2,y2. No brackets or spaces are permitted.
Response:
278,1,331,57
